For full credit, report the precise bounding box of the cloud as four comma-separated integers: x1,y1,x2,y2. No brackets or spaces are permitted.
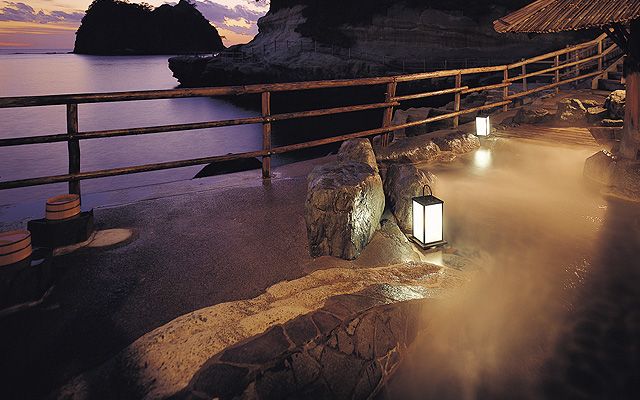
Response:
192,0,267,36
0,1,83,24
0,1,270,47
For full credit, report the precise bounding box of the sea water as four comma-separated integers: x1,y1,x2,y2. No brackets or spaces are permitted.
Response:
0,51,262,219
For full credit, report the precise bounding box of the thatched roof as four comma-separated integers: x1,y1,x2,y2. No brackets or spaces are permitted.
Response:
494,0,640,33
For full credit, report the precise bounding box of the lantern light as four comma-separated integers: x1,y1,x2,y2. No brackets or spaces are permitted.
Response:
411,185,446,249
474,148,492,169
476,115,491,137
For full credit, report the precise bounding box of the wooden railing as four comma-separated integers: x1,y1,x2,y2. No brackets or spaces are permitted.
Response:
0,33,621,197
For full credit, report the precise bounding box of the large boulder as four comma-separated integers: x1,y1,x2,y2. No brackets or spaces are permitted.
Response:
375,134,440,165
337,138,378,173
588,127,622,152
586,106,608,124
432,131,480,154
513,107,552,124
383,164,436,231
583,151,616,186
601,119,624,127
584,152,640,201
388,109,409,140
305,162,385,260
405,108,431,137
604,90,626,120
610,161,640,201
556,98,587,124
582,99,601,108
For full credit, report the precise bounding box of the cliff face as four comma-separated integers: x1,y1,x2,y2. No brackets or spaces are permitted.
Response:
169,0,590,86
74,0,225,55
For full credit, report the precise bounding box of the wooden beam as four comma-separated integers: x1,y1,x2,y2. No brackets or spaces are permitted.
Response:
453,73,462,128
66,104,80,196
503,69,509,112
0,102,397,147
620,19,640,160
261,92,271,179
507,70,604,100
461,82,511,94
0,100,511,190
554,55,560,94
391,86,468,102
0,76,396,108
381,81,397,147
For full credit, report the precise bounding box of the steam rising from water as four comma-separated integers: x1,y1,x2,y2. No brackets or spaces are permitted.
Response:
384,138,636,399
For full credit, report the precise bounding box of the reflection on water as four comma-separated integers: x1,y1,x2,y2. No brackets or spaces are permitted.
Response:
380,138,640,399
472,147,492,169
0,53,261,210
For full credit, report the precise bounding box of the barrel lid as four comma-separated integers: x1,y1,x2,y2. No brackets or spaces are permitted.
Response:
47,194,80,206
0,230,31,247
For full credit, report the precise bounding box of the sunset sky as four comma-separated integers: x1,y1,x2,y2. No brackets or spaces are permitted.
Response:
0,0,269,49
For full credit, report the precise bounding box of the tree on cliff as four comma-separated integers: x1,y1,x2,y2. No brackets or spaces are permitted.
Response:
74,0,225,55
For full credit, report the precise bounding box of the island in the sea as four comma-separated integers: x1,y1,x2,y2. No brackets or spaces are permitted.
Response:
73,0,225,55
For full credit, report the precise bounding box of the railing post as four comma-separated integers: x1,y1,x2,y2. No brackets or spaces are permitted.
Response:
554,55,560,94
503,67,509,112
261,92,272,179
597,39,603,71
66,103,81,196
453,73,462,128
593,39,605,90
381,81,397,147
521,59,528,92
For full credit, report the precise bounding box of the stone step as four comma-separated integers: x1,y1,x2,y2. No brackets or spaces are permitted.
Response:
599,79,625,91
608,71,623,81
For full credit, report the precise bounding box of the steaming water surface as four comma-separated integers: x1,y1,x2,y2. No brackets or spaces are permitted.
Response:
381,139,640,399
0,52,261,219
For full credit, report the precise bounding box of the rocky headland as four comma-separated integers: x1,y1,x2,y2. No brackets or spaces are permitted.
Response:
169,0,589,87
74,0,224,55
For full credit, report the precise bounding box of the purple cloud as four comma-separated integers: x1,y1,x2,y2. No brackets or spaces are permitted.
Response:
0,2,83,24
192,1,267,35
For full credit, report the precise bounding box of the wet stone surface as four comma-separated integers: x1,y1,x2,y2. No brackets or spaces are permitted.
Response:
175,285,435,400
219,325,292,365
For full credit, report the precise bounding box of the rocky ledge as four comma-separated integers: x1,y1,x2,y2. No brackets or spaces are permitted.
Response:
175,286,437,400
169,0,586,86
53,259,474,399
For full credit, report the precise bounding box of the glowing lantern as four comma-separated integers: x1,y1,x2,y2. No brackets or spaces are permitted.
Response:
476,115,491,136
411,185,446,249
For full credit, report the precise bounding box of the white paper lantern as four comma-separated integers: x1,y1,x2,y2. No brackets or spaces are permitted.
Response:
476,115,491,136
411,185,446,249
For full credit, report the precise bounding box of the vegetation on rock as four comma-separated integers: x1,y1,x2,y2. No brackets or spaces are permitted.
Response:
74,0,225,55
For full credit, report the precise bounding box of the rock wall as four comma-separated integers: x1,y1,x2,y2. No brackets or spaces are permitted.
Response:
169,0,588,86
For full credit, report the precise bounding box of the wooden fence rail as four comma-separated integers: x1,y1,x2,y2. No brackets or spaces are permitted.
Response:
0,33,621,197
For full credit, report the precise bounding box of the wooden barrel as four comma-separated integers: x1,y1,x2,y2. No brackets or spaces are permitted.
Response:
0,230,32,267
46,194,81,221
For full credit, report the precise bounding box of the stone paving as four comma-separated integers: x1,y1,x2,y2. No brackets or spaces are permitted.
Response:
54,258,472,400
177,287,435,400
